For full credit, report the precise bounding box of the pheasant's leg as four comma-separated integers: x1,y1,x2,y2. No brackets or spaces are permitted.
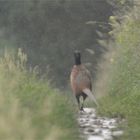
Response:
76,95,81,110
81,93,87,110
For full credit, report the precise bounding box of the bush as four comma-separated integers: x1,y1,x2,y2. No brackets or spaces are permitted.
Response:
0,49,80,140
98,4,140,140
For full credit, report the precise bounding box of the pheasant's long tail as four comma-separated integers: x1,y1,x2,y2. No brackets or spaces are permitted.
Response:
82,88,98,106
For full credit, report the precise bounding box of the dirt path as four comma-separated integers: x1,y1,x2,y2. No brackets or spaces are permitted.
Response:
78,108,124,140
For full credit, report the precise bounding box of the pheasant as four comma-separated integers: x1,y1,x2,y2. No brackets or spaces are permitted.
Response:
70,51,98,110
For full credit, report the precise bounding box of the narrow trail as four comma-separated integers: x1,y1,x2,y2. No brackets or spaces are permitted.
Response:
78,108,124,140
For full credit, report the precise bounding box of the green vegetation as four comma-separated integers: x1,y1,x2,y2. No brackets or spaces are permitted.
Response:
98,3,140,140
0,49,80,140
0,0,113,88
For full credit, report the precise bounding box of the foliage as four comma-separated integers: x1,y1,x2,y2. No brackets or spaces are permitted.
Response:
107,0,134,13
0,0,113,88
0,49,80,140
98,2,140,140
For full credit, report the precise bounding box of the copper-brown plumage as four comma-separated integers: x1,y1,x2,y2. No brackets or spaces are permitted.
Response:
70,51,98,110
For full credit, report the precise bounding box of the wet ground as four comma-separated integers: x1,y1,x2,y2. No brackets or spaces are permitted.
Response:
78,108,124,140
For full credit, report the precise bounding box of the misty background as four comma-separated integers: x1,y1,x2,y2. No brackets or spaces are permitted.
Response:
0,0,114,89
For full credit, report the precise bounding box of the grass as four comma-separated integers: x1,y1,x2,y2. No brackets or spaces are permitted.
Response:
0,49,80,140
98,11,140,140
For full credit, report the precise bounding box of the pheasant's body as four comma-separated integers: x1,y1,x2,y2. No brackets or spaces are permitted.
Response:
70,51,98,110
70,65,92,95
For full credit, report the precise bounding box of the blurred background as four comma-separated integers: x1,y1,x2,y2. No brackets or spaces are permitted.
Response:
0,0,115,89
